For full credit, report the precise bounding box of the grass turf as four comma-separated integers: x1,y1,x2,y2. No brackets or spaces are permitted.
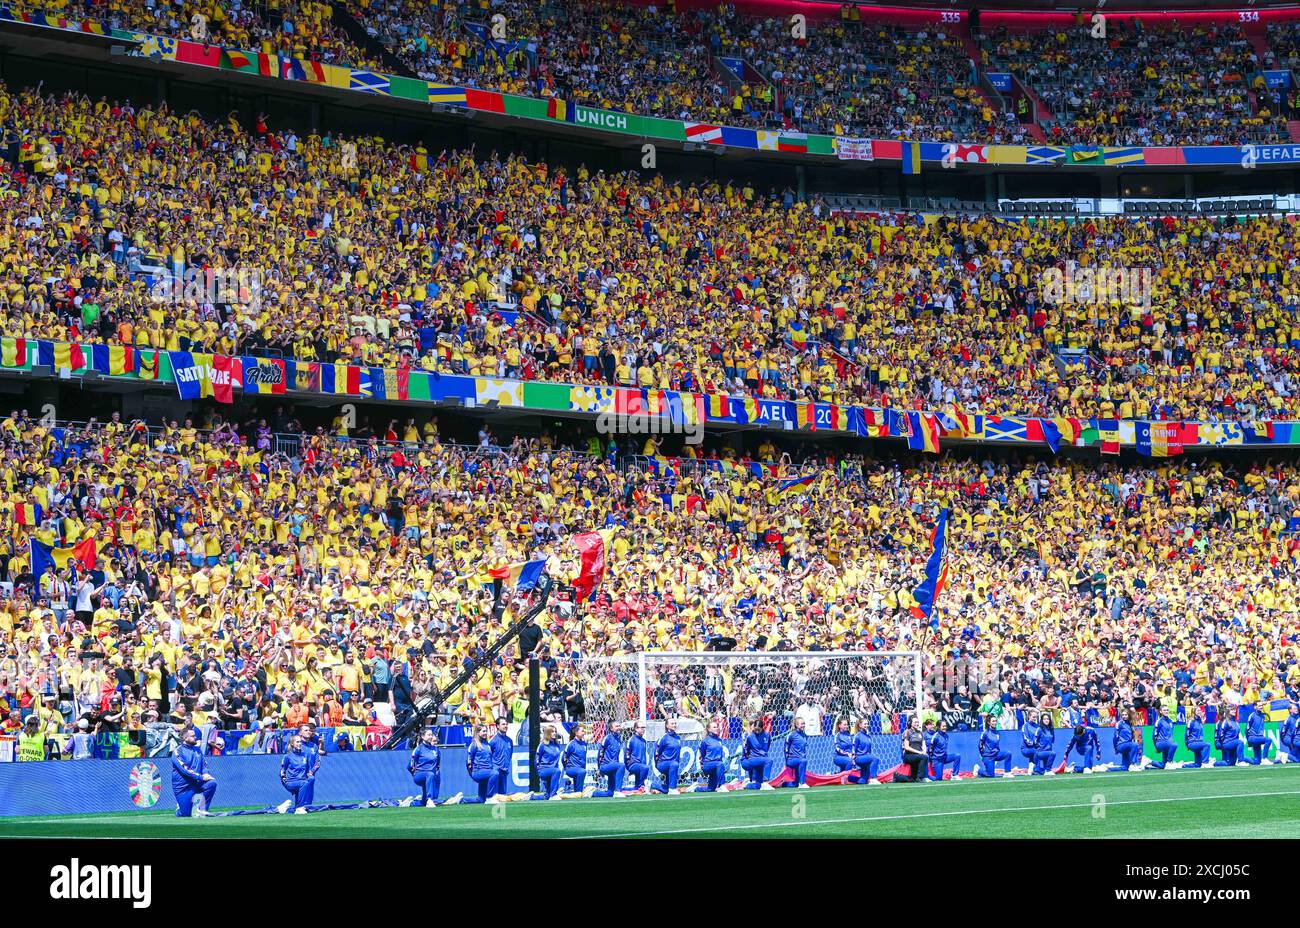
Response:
2,765,1297,839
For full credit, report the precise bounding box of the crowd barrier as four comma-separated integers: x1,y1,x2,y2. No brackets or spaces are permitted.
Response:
0,725,1287,817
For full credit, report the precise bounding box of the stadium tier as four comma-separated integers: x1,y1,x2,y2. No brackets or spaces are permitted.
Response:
0,1,1296,845
2,80,1300,421
4,0,1300,146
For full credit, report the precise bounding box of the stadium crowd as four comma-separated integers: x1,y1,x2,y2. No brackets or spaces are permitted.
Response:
5,0,385,69
0,408,1296,759
980,19,1282,146
5,0,1297,144
3,83,1300,425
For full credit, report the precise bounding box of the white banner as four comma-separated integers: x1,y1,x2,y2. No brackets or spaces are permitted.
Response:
836,137,874,161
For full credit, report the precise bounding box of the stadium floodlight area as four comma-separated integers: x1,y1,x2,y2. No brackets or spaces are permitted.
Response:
573,651,922,788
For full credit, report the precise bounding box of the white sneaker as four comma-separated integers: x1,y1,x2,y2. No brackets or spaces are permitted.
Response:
582,786,596,798
1277,755,1290,764
1002,771,1015,778
798,783,810,789
1167,761,1184,770
759,783,775,790
425,799,437,808
276,799,293,814
293,807,308,814
667,788,680,796
445,792,463,805
548,794,565,801
485,795,502,804
1236,761,1251,767
868,778,881,785
612,791,627,798
1081,767,1092,774
1261,758,1274,766
192,808,212,818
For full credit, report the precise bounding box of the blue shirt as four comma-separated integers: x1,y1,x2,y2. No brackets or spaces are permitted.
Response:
171,743,206,784
1114,720,1136,748
562,738,588,771
489,732,513,769
467,740,494,773
1154,716,1174,743
626,734,648,766
979,728,1002,757
281,747,314,782
409,743,441,775
743,731,769,760
1215,718,1240,745
1066,728,1100,755
700,733,725,765
834,732,854,758
599,732,623,767
1186,718,1206,744
786,729,808,763
536,740,562,769
852,731,873,758
655,731,681,765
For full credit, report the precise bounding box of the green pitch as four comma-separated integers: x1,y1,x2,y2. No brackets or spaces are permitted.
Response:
2,766,1298,839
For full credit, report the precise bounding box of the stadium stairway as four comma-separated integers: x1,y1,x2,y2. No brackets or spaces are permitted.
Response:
1289,120,1300,144
1243,19,1275,66
329,1,419,77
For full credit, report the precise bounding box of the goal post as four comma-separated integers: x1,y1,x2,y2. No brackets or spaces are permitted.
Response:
571,651,922,787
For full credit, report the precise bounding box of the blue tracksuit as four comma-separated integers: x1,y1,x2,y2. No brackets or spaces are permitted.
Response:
463,740,496,802
562,737,589,792
1020,719,1041,769
1243,709,1270,764
654,731,682,791
1214,718,1242,766
928,730,961,779
593,732,625,797
409,743,441,804
1064,727,1100,773
171,742,217,817
1031,725,1056,775
1281,713,1300,762
833,731,856,776
1114,720,1143,770
1151,715,1177,768
696,733,727,791
532,740,563,798
626,733,650,790
1184,717,1212,767
280,746,318,810
489,731,514,797
853,730,879,783
741,730,770,788
783,728,808,785
978,727,1013,777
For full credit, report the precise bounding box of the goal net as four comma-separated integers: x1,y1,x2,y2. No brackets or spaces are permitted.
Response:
571,651,921,788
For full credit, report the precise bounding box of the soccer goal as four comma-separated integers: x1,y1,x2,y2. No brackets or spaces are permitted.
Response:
571,651,922,788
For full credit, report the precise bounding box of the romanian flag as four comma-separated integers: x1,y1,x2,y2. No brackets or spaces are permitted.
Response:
707,394,732,420
906,412,940,454
93,345,135,376
29,537,97,586
796,402,817,431
739,397,760,426
1,337,28,368
778,475,816,498
54,343,87,372
547,97,577,122
909,508,951,625
13,503,42,525
1054,417,1082,447
322,363,360,395
789,321,808,349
